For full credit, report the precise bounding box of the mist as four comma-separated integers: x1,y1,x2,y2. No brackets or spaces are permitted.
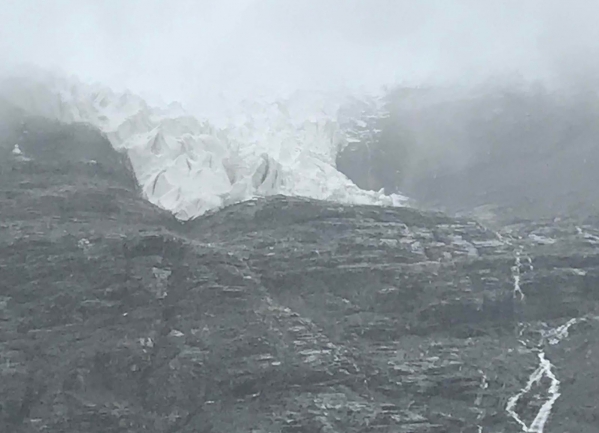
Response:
4,0,599,221
2,0,599,114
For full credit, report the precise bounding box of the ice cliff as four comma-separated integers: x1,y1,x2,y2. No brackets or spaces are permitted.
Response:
0,69,407,219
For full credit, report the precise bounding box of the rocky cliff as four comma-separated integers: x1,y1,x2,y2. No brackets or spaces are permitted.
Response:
1,108,598,432
336,83,599,224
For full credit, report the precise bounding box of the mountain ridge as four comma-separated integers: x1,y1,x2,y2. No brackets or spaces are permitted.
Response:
2,78,598,433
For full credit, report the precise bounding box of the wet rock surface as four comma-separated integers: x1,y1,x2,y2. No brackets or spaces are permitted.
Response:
1,113,599,432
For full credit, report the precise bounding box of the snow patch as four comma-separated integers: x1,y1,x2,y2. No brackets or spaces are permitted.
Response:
528,234,556,245
576,226,599,244
540,318,581,346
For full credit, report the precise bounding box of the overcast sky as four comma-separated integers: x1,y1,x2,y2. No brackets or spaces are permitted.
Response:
2,0,599,114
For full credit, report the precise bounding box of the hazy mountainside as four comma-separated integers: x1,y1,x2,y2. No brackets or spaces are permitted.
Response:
336,92,407,194
1,102,599,432
337,81,599,222
0,69,406,220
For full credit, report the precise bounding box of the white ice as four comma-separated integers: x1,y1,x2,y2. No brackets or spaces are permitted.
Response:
0,69,408,220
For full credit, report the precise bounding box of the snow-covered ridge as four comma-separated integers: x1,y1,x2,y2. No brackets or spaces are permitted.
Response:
0,69,407,220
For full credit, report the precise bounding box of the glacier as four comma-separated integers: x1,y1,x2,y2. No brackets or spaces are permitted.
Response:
0,68,408,220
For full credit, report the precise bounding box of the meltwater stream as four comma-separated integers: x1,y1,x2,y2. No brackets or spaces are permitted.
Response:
506,318,582,432
496,228,567,433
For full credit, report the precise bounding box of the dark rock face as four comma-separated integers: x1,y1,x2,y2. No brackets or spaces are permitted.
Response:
336,84,599,222
1,110,599,432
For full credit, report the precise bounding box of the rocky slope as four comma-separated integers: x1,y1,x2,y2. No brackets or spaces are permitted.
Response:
1,109,598,432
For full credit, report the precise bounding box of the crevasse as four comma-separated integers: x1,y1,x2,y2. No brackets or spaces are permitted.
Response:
1,69,408,220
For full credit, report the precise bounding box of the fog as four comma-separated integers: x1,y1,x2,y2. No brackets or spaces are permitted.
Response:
2,0,599,113
4,0,599,221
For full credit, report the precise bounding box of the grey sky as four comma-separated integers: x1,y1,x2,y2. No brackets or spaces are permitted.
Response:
1,0,598,114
